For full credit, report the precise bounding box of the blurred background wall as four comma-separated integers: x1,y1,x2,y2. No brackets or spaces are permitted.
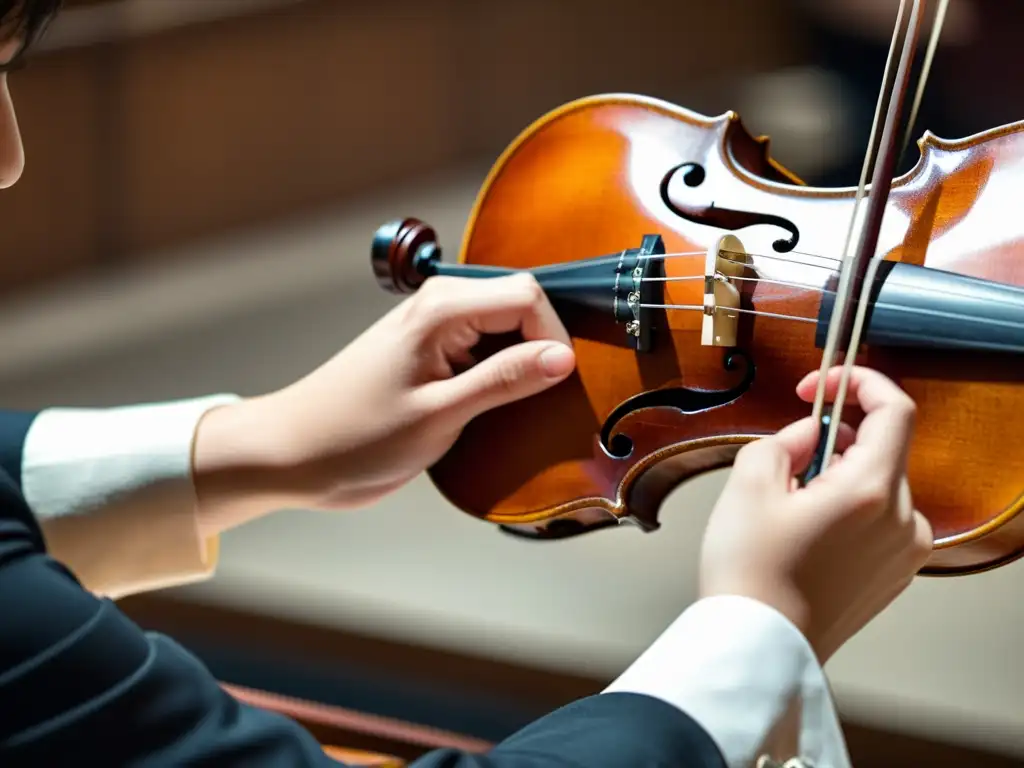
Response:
2,0,1023,765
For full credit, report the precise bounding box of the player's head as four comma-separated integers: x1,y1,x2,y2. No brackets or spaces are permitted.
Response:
0,0,62,189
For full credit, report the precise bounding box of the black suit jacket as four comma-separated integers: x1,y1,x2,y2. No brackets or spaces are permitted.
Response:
0,409,727,767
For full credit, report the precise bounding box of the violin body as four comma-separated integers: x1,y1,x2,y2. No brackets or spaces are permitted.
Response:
372,93,1024,576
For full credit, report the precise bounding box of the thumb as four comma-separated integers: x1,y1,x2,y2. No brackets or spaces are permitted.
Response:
436,341,575,421
732,418,822,489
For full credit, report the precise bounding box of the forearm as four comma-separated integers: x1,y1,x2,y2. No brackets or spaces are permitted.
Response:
190,393,290,539
190,391,333,538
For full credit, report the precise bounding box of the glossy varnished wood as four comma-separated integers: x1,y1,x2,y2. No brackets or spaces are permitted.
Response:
394,94,1024,575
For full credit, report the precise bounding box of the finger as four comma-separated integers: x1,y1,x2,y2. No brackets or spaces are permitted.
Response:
448,348,476,372
423,339,575,420
795,368,828,403
826,421,857,456
801,418,856,472
789,447,848,491
823,450,844,471
799,366,916,480
416,274,571,346
798,365,908,414
795,370,819,403
733,418,821,489
737,415,856,493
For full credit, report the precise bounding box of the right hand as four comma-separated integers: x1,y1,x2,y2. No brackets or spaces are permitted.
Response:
699,365,933,662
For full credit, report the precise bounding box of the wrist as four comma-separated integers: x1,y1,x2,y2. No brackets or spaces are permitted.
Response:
700,578,816,658
191,394,302,538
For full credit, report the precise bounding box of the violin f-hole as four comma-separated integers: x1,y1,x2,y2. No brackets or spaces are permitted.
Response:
599,350,756,458
660,162,801,253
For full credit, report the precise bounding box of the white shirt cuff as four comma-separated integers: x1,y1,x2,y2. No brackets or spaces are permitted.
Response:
20,395,240,598
603,595,851,768
22,394,242,521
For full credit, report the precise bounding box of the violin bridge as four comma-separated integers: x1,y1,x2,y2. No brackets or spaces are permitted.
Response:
701,234,748,348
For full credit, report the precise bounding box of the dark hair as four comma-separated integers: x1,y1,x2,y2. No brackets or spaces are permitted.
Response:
1,0,62,53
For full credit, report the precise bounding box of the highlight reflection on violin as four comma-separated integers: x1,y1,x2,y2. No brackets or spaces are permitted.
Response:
371,0,1023,577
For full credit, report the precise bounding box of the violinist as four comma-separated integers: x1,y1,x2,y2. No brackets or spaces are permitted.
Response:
0,1,933,766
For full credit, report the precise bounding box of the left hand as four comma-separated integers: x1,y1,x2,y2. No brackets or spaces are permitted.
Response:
193,274,576,531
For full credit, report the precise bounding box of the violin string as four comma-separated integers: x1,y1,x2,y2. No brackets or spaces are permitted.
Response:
641,271,1024,317
716,257,1024,313
638,300,1024,333
640,304,817,324
643,274,816,292
522,241,1018,315
640,255,1024,315
719,253,833,270
526,243,1023,314
638,249,843,265
720,249,840,266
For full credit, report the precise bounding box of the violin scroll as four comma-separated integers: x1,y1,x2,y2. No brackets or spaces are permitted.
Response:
371,218,442,294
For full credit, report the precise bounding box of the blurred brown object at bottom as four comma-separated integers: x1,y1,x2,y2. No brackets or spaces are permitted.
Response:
222,682,491,766
323,745,406,767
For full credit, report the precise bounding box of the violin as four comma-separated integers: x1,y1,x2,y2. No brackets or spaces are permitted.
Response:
370,0,1023,576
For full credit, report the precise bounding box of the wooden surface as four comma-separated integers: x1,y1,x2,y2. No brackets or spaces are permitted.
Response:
224,682,489,765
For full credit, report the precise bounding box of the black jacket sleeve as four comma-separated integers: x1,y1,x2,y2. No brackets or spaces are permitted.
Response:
413,693,728,767
0,409,37,491
0,468,725,767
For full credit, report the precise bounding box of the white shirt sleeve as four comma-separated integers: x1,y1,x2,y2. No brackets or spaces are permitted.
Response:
21,395,241,521
19,394,241,598
603,595,851,768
